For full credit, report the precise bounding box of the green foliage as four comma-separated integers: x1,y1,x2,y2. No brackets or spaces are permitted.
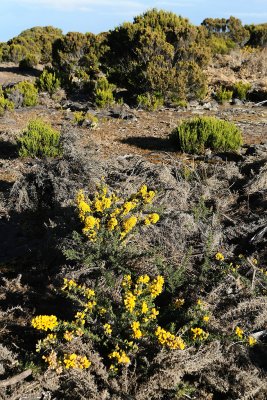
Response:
6,26,63,64
208,35,235,55
19,53,38,69
202,16,250,46
0,96,14,116
72,111,98,128
18,119,62,158
246,23,267,47
37,68,61,95
137,92,164,110
233,81,251,100
94,77,115,108
8,81,38,107
215,86,233,104
170,116,243,154
104,9,211,103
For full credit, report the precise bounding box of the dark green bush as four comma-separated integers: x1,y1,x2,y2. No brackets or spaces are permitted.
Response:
37,69,61,95
233,81,251,100
18,119,62,158
19,54,38,69
215,86,233,104
9,81,38,107
170,116,242,154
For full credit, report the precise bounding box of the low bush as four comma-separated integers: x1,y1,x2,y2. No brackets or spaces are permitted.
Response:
233,81,251,100
0,96,14,116
19,54,38,70
18,119,62,158
94,77,115,108
137,92,164,110
170,116,242,154
72,111,98,128
215,86,233,104
8,81,38,107
37,69,61,95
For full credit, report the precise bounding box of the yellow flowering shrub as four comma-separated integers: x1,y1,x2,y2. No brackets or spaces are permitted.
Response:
76,183,159,242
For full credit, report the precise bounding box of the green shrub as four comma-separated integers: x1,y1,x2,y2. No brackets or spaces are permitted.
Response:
137,92,164,110
18,119,62,158
0,97,14,116
73,111,98,128
9,81,38,107
94,77,115,108
233,81,251,100
19,54,38,69
215,86,233,104
170,116,242,154
37,69,61,95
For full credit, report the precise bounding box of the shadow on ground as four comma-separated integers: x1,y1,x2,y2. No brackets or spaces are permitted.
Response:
0,140,18,159
120,136,176,152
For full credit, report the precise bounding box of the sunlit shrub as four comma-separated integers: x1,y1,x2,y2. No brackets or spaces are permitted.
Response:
94,77,115,108
215,86,233,104
18,119,62,158
0,96,14,116
233,81,251,100
170,116,242,154
37,68,61,95
137,92,164,110
8,81,38,107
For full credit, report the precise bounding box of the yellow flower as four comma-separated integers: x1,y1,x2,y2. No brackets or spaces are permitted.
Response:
64,331,74,342
215,252,224,261
150,307,159,319
144,213,160,225
137,275,150,284
149,276,164,298
63,353,91,369
32,315,58,331
42,350,62,373
155,326,186,350
131,321,142,339
141,301,149,314
235,326,244,339
124,292,136,313
122,216,138,235
99,307,107,315
103,323,112,335
84,216,98,230
109,349,130,365
122,201,137,215
191,327,209,341
203,315,210,322
107,217,118,231
248,336,257,346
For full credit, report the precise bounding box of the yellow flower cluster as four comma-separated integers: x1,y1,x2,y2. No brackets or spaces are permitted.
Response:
144,213,160,225
62,279,95,299
32,315,58,331
235,326,244,339
124,292,136,313
174,298,185,308
155,326,186,350
76,183,159,242
215,252,225,261
103,323,112,335
191,327,209,341
248,336,257,346
137,185,156,204
131,321,142,339
63,353,91,369
150,276,165,298
109,348,130,365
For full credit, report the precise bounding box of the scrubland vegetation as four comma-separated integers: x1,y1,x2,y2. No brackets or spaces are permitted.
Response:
0,8,267,400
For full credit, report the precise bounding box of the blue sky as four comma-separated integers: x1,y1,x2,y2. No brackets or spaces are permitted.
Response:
1,0,267,42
